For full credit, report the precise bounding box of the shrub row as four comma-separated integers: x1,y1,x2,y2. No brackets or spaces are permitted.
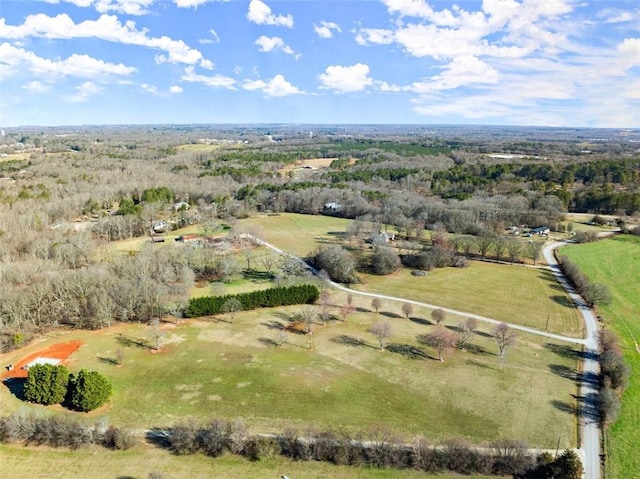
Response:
557,256,611,307
184,284,319,318
597,330,630,425
0,412,96,449
163,421,581,478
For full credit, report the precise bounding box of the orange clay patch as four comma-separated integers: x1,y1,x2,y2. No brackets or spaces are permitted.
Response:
2,340,83,380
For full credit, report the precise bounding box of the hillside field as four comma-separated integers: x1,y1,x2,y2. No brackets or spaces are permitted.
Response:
560,234,640,479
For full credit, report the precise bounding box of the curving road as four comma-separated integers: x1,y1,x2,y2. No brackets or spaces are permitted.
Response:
544,242,601,479
254,236,601,477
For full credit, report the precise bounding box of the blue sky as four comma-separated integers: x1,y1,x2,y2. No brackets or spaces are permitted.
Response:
1,0,639,127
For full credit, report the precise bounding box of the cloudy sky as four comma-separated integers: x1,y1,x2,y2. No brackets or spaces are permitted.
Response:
1,0,639,127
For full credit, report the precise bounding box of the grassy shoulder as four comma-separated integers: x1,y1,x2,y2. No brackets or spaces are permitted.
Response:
559,234,640,478
1,301,579,449
0,444,503,479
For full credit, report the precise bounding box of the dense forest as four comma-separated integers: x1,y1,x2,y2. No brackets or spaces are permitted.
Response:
0,124,638,351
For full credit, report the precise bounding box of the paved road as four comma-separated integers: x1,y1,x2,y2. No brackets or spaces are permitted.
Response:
256,236,601,477
544,242,601,479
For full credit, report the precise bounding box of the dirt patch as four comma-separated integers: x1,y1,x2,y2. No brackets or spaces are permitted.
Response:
2,340,83,380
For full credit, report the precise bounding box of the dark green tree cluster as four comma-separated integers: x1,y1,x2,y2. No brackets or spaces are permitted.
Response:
23,365,111,412
184,284,319,318
140,186,175,204
23,364,70,405
69,369,113,412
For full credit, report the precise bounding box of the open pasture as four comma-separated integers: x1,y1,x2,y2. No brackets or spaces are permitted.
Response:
1,299,579,449
560,234,640,478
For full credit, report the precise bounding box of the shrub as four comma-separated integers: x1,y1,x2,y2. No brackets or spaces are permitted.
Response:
23,364,70,406
69,369,112,412
371,246,402,275
104,426,136,450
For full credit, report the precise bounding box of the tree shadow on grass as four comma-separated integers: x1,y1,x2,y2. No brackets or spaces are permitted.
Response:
474,330,493,339
116,334,153,350
460,343,489,355
380,311,402,320
261,320,285,330
544,343,593,361
332,334,376,349
243,269,275,282
465,359,498,371
386,343,428,360
2,377,26,400
409,316,431,326
551,399,576,416
258,337,284,347
97,356,120,366
549,364,580,382
550,295,575,308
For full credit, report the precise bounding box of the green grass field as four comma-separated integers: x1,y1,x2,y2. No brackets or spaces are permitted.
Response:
0,444,504,479
560,234,640,479
1,299,579,448
355,261,582,337
243,213,352,257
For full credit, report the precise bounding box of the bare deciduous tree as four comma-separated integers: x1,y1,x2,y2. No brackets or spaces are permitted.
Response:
422,329,458,361
371,297,382,314
401,302,413,320
299,307,316,335
457,317,478,349
148,318,163,351
431,308,446,326
493,322,517,357
319,290,331,326
369,321,392,350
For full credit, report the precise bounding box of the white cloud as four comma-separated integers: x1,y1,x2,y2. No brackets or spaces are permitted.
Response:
181,66,236,89
619,38,640,67
597,8,635,24
318,63,373,93
242,74,301,97
247,0,293,28
410,56,499,92
140,83,157,93
200,59,214,70
94,0,155,15
70,81,103,102
175,0,213,7
23,81,52,93
254,36,298,57
200,29,220,44
314,21,341,39
355,28,394,46
169,85,183,93
0,14,204,65
0,42,136,79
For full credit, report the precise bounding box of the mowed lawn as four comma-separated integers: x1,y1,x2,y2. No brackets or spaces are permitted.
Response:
560,234,640,479
1,301,579,449
0,444,503,479
356,262,582,337
243,212,352,257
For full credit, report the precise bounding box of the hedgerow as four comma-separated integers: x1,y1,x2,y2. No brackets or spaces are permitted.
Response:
184,284,319,317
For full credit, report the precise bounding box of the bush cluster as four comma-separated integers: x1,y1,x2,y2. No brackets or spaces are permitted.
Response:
184,284,319,317
22,365,112,412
